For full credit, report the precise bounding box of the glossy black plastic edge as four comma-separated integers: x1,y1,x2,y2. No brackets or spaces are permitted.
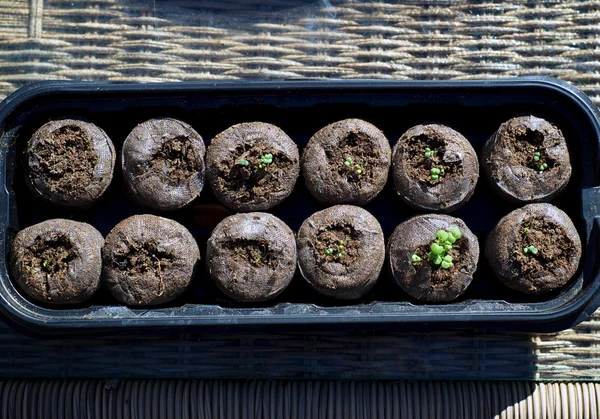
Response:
1,77,600,335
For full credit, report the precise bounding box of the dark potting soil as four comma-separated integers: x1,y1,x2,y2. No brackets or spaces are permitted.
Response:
404,133,463,185
222,238,278,269
29,125,98,195
313,223,361,267
148,136,200,184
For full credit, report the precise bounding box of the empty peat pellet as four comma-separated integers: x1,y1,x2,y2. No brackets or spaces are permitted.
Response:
391,124,479,212
102,214,200,306
9,219,104,304
388,214,479,302
122,118,206,211
482,115,572,203
485,203,581,295
296,205,385,300
25,119,116,208
302,118,391,205
206,122,300,212
206,212,296,302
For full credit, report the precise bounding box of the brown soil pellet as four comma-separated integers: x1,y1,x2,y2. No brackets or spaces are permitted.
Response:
122,118,206,211
482,115,572,203
206,122,299,212
206,213,296,302
392,124,479,212
302,119,391,205
102,214,200,306
10,219,104,304
297,205,385,300
25,119,116,208
485,203,581,295
388,214,480,302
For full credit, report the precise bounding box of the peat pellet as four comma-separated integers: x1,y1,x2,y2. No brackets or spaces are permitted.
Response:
302,119,391,205
25,119,116,208
482,115,572,203
102,214,200,306
206,122,300,212
122,118,206,211
9,219,104,304
392,124,479,212
485,203,582,295
206,213,296,302
388,214,480,302
297,205,385,300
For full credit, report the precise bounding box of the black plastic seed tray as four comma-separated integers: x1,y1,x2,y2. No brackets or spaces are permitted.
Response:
1,78,600,334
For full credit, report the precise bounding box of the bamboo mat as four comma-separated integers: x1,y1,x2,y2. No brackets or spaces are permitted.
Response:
0,0,599,381
0,379,599,418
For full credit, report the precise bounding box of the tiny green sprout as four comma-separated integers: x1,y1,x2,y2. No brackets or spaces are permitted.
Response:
260,153,273,164
337,244,344,249
238,159,249,166
255,257,261,263
431,167,441,175
258,163,265,169
425,147,432,158
524,227,529,233
325,248,334,255
523,245,539,255
338,251,345,257
344,157,353,166
534,151,541,162
539,163,548,172
42,260,49,268
338,240,344,245
444,243,453,251
356,165,362,174
430,243,444,255
431,174,439,180
449,227,461,239
436,230,449,242
433,255,443,265
411,254,422,263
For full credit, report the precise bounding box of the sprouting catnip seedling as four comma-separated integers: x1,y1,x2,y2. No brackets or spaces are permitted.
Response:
425,226,461,269
533,151,540,162
523,245,538,255
237,159,249,167
424,147,437,158
430,167,441,180
343,157,364,176
258,153,273,169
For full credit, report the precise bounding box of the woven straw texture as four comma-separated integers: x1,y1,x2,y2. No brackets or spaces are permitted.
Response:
0,0,600,381
0,379,599,418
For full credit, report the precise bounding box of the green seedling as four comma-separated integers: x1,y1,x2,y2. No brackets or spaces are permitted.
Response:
237,159,249,167
524,227,529,233
430,167,441,180
539,163,548,172
533,151,541,162
325,248,334,255
338,251,345,257
523,245,539,255
42,260,49,268
411,254,422,263
344,157,353,166
427,226,462,269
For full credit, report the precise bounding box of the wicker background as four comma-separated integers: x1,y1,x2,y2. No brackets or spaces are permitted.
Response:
0,0,599,381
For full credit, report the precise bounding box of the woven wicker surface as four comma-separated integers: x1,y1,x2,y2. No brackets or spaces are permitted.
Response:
0,379,599,418
0,0,599,381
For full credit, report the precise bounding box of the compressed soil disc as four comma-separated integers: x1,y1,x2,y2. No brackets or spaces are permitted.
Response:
485,203,581,295
206,212,296,302
302,118,391,205
206,122,300,212
122,118,206,211
388,214,480,302
25,119,116,208
391,124,479,212
102,214,200,306
297,205,385,300
481,115,572,203
10,219,104,304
